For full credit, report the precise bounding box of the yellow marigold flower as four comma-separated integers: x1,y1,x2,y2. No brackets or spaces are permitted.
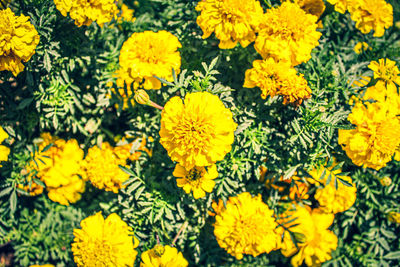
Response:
338,101,400,170
173,164,218,199
353,42,370,54
280,207,338,267
160,92,237,170
81,142,131,193
117,4,136,23
53,0,118,27
72,212,139,267
0,126,10,167
29,265,55,267
244,58,311,105
214,192,281,260
115,31,181,90
347,0,393,37
0,8,40,76
309,164,357,214
327,0,348,13
28,133,85,205
255,2,321,66
195,0,264,49
368,58,400,85
140,245,188,267
387,211,400,224
282,0,325,18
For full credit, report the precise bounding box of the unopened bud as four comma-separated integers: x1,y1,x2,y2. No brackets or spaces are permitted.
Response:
134,89,150,105
380,177,392,186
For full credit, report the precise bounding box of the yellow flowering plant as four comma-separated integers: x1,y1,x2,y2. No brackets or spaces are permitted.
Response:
1,0,400,266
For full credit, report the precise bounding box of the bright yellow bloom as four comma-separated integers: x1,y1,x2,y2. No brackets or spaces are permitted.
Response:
347,0,393,37
282,0,326,18
53,0,118,27
173,164,218,199
351,75,371,88
353,42,369,54
309,163,357,214
255,2,321,66
0,8,40,76
72,212,139,267
280,207,338,267
368,58,400,85
160,92,237,170
140,245,188,267
244,58,311,105
117,4,136,23
387,211,400,224
81,142,133,193
0,126,10,167
195,0,264,49
338,101,400,170
327,0,348,13
213,192,281,260
28,133,85,205
115,31,181,90
29,265,55,267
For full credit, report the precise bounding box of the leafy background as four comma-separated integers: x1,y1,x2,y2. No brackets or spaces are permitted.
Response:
0,0,400,266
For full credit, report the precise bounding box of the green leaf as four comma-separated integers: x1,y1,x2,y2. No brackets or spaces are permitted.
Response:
283,165,300,180
384,251,400,259
10,190,17,214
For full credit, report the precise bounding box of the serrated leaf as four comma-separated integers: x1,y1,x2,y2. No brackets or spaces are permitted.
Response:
383,251,400,259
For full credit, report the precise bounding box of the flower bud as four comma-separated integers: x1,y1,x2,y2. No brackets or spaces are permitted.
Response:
134,89,150,105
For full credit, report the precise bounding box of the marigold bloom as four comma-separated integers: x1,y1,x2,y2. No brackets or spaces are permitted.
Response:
27,133,85,205
255,2,321,66
173,164,218,199
140,245,188,267
279,206,338,267
353,42,369,54
347,0,393,37
117,4,136,24
0,8,40,76
327,0,348,13
0,127,10,167
81,142,134,193
338,101,400,170
53,0,118,27
115,31,181,90
72,212,139,267
195,0,264,49
160,92,236,169
244,58,311,105
387,211,400,224
309,164,357,214
213,192,281,259
368,58,400,85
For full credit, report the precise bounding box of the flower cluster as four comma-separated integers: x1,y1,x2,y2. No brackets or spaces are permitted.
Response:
140,245,188,267
72,212,139,267
115,30,182,91
244,58,311,105
255,2,321,66
329,0,393,37
213,192,281,259
27,133,85,205
0,127,10,167
195,0,264,49
339,59,400,170
278,204,338,267
81,137,148,193
53,0,118,27
0,8,40,76
161,92,237,198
